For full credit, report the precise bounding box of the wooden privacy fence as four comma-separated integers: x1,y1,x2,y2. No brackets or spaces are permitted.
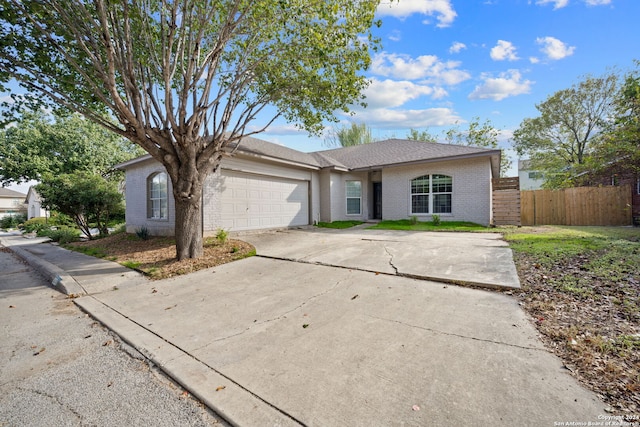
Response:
521,185,633,226
492,177,521,226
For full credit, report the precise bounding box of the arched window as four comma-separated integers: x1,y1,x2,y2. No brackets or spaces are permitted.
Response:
410,174,452,214
147,172,168,219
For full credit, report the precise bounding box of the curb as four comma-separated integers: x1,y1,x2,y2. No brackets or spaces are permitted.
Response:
75,297,303,427
2,239,87,296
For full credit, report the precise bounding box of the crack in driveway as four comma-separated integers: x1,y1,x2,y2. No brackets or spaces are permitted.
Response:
366,314,544,352
209,279,344,344
383,245,399,275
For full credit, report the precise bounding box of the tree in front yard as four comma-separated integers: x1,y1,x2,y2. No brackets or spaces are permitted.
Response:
35,173,124,240
0,0,381,259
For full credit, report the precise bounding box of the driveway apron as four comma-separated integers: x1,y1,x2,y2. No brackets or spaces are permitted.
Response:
73,229,605,426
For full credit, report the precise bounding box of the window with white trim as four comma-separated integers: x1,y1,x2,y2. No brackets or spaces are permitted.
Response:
147,172,168,219
411,174,452,214
346,180,362,215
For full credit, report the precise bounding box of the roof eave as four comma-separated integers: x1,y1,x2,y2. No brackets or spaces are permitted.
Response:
230,151,320,171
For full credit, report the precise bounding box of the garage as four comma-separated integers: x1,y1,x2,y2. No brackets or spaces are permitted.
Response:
219,170,309,231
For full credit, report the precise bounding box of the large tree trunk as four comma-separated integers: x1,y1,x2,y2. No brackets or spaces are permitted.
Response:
174,191,204,260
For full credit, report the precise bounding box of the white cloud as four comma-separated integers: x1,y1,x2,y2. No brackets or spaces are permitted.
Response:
349,107,462,128
529,56,540,64
449,41,467,54
536,36,575,60
362,78,446,109
371,52,471,85
259,124,304,135
536,0,569,9
388,30,402,42
468,70,533,101
376,0,457,28
584,0,611,5
490,40,519,61
536,0,610,8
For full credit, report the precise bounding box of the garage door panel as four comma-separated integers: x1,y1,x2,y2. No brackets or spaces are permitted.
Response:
220,170,309,231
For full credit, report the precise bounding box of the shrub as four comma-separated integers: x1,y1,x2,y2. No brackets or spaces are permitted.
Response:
431,214,441,226
21,217,50,234
42,227,80,244
216,228,228,244
1,213,27,229
409,215,418,225
136,226,150,240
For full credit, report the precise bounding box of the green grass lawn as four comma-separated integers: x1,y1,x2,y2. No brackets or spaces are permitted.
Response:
368,219,490,232
315,220,364,229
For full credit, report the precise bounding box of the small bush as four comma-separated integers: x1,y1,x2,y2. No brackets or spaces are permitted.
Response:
1,213,27,229
21,217,50,233
409,215,418,225
136,226,150,240
44,227,80,244
431,214,441,226
216,228,228,244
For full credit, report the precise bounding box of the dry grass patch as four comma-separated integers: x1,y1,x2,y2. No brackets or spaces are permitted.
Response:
67,232,255,280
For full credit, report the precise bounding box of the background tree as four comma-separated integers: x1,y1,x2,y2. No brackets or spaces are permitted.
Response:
0,110,144,185
406,128,438,143
0,0,381,259
325,122,375,147
35,172,124,239
512,73,618,188
444,117,512,177
590,63,640,176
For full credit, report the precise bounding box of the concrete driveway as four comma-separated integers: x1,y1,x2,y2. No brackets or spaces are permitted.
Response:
241,226,520,289
72,227,605,426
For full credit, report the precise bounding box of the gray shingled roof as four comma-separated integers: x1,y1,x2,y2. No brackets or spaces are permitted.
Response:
316,139,500,170
117,136,500,174
229,136,322,168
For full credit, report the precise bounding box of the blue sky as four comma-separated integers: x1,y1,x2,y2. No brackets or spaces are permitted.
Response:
256,0,640,175
5,0,640,193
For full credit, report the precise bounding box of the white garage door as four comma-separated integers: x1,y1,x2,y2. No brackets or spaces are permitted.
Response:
220,170,309,231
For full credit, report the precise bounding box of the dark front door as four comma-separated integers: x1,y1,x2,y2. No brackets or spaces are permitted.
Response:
373,182,382,220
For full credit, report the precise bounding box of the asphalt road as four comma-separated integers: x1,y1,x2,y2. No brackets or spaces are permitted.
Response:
0,245,227,427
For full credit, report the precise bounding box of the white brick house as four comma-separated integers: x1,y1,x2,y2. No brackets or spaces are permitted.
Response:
116,137,501,235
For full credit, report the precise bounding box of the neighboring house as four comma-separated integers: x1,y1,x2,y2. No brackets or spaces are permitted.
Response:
518,159,545,190
116,137,501,235
0,187,27,219
24,186,48,219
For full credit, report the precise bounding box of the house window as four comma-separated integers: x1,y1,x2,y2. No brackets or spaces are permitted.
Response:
346,180,362,215
637,177,640,195
148,172,168,219
411,174,452,214
528,171,543,180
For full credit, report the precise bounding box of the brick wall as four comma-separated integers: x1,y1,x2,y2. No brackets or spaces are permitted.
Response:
381,157,493,225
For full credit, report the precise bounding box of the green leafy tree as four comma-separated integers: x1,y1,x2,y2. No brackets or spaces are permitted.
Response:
444,117,512,177
325,122,375,147
0,0,381,259
35,172,124,239
590,63,640,176
512,73,619,188
406,128,438,143
0,110,144,185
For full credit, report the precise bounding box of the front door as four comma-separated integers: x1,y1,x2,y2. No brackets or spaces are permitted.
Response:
373,182,382,220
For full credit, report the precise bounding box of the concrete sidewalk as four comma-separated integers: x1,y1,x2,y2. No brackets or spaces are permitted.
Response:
1,230,606,426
